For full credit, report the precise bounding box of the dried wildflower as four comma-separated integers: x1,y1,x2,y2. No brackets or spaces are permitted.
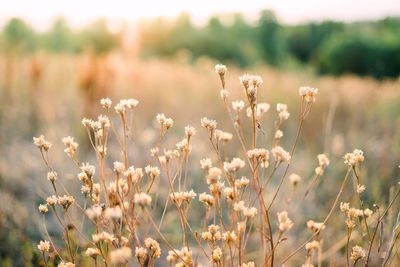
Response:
145,238,161,258
38,204,48,214
124,167,143,183
200,158,212,170
165,118,174,129
110,247,132,264
224,158,245,172
81,162,95,178
37,240,50,252
289,173,301,186
62,136,79,157
170,190,197,202
305,240,320,250
81,118,92,128
202,225,221,242
351,245,366,261
299,86,318,103
235,176,250,188
207,167,222,184
214,129,233,142
135,246,148,264
340,202,350,213
223,231,237,243
275,130,283,139
247,148,269,162
364,208,373,217
185,125,196,137
199,193,215,206
104,206,122,220
232,100,245,112
317,154,330,167
86,247,100,258
100,98,112,108
357,184,366,193
145,165,160,178
211,247,222,262
113,161,125,174
233,201,245,212
46,172,57,183
344,149,364,166
277,103,290,120
215,64,227,76
126,98,139,108
277,211,293,232
272,146,291,162
92,231,115,243
307,220,326,232
58,195,75,210
243,207,258,218
46,195,58,207
86,205,102,220
134,192,152,206
201,117,217,131
33,135,52,151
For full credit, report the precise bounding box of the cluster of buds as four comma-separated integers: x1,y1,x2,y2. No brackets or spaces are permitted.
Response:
214,129,233,142
47,171,57,182
351,245,366,261
232,100,245,112
211,247,222,263
169,190,197,203
145,238,162,259
289,173,301,186
272,146,291,163
224,158,245,173
134,192,152,207
92,231,115,244
247,148,269,164
58,195,75,210
222,231,237,244
33,135,52,151
135,246,148,265
246,102,270,119
223,186,238,200
306,220,326,233
305,240,320,251
110,247,132,264
124,166,144,183
202,224,221,242
145,165,160,178
200,158,213,170
199,192,215,206
201,117,217,131
62,136,79,158
234,176,250,189
315,154,330,175
113,98,139,115
206,167,222,184
344,149,364,167
167,247,192,266
85,247,100,259
104,206,122,221
156,113,174,129
277,211,294,232
299,86,318,103
37,240,50,252
86,205,103,220
239,74,263,104
184,125,196,137
277,103,290,121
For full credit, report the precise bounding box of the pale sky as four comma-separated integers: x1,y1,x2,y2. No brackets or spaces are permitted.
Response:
1,0,400,30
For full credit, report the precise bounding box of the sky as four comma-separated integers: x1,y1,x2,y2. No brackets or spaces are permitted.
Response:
1,0,400,30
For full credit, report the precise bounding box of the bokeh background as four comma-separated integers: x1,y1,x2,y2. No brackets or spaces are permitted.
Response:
0,1,400,266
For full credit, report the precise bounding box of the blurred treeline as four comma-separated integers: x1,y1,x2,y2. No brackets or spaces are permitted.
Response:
1,11,400,78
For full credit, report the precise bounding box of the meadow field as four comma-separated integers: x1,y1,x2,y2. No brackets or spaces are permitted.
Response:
0,51,399,266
